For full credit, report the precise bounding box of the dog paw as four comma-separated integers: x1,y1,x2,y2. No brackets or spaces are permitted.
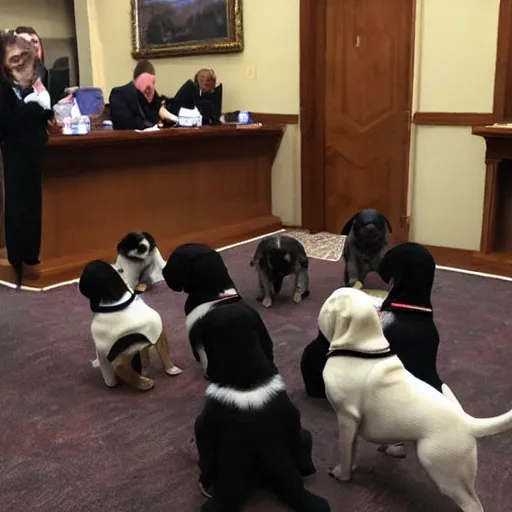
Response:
293,290,303,304
136,283,148,293
352,281,363,290
136,376,155,391
380,443,407,459
262,297,273,308
165,365,183,376
328,465,352,482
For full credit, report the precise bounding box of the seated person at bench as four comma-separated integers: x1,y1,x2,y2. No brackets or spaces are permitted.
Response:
109,60,177,130
173,68,222,125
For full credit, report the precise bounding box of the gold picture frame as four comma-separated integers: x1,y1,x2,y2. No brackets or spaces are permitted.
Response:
131,0,244,59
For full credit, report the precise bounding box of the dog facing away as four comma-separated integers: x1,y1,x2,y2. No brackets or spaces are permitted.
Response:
250,234,310,308
79,260,182,391
114,231,166,293
162,243,274,377
194,305,330,512
340,209,391,288
321,287,512,512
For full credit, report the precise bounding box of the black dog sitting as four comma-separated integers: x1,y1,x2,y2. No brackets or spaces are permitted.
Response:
250,234,310,308
162,243,274,377
195,305,331,512
340,209,392,288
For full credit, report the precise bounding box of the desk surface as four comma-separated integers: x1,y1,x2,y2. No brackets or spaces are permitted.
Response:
472,125,512,138
48,124,284,148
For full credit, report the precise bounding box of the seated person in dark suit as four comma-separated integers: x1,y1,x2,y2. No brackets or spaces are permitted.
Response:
109,60,177,130
173,68,222,125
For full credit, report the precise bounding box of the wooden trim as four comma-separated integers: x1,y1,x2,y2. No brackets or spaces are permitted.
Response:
412,112,495,126
424,245,512,278
250,113,298,125
480,162,500,252
493,0,512,122
300,0,326,232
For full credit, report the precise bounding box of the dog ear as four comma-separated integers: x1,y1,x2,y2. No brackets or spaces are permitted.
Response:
142,232,156,249
340,213,359,236
162,250,191,292
381,215,393,233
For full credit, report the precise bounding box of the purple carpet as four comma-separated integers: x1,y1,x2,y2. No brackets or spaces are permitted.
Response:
1,240,512,511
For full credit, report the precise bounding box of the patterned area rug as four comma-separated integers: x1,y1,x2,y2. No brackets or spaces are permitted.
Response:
285,229,346,262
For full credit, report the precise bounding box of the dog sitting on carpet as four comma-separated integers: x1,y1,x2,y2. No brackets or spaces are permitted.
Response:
250,234,310,308
162,243,274,377
113,231,166,293
321,287,512,512
340,209,392,288
79,260,182,391
376,242,463,458
194,305,330,512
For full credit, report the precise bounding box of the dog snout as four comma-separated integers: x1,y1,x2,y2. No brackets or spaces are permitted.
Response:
137,243,147,254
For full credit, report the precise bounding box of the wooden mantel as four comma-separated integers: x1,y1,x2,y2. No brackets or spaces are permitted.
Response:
472,125,512,269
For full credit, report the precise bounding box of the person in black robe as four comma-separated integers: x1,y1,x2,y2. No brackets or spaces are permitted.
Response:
194,303,330,512
15,26,48,89
109,59,177,130
0,32,53,286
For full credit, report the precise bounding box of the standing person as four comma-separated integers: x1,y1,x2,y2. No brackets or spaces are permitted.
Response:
0,32,54,286
15,26,48,89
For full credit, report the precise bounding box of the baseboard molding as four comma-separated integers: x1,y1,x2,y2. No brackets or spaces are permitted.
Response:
424,245,512,278
412,112,495,126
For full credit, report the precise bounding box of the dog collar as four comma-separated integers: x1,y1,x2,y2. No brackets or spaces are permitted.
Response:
389,302,432,313
91,291,140,313
327,348,394,360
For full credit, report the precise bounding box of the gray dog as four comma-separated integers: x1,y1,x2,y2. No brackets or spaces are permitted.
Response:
250,234,310,308
340,209,392,289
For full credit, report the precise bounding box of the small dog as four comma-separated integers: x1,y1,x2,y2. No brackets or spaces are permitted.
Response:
250,234,310,308
114,231,166,293
340,209,392,288
321,287,512,512
194,304,330,512
162,243,274,377
79,260,182,391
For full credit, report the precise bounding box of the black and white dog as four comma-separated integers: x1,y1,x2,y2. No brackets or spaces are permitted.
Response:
340,209,392,289
113,231,166,292
162,243,274,377
250,234,310,308
79,260,182,392
194,304,331,512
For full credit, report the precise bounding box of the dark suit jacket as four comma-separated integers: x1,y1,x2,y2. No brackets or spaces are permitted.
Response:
109,82,161,130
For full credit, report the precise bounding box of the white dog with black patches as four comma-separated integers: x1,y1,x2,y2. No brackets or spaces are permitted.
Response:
321,287,512,512
114,231,166,292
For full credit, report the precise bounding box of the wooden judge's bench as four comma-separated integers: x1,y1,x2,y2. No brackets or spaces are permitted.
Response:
472,125,512,274
0,125,284,288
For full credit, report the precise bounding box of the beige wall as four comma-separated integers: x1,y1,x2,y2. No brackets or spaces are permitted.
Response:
75,0,502,244
410,0,500,250
0,0,75,39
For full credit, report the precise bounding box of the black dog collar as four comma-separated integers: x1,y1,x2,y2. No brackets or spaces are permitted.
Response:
91,291,141,313
327,349,394,360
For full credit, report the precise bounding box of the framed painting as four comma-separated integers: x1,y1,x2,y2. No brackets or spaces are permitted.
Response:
131,0,244,59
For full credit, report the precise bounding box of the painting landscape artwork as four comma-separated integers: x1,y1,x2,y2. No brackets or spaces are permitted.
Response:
131,0,243,58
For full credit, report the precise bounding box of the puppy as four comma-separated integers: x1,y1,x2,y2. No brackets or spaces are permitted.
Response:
340,209,392,288
114,231,166,293
250,234,310,308
321,287,512,512
79,260,182,391
377,242,462,457
162,243,274,377
194,305,330,512
300,289,383,399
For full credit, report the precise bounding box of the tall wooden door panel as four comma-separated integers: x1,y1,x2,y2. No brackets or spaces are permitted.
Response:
323,0,414,237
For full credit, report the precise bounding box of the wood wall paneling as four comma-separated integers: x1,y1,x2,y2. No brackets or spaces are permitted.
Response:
413,112,495,126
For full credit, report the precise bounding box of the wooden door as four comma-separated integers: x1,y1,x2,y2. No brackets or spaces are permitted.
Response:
301,0,415,240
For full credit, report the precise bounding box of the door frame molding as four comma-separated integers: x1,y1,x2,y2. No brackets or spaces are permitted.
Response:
299,0,417,234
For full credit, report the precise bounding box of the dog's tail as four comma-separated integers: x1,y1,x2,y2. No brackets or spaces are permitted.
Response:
466,408,512,438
